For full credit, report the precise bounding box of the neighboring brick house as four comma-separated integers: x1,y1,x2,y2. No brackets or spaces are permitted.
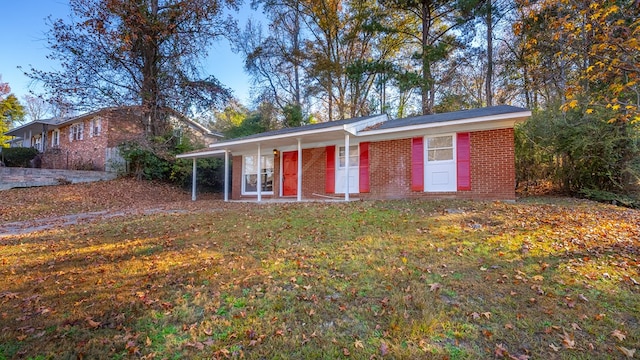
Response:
5,107,221,171
178,105,531,201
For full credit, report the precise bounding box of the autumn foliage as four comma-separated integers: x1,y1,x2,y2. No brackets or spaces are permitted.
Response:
1,180,638,359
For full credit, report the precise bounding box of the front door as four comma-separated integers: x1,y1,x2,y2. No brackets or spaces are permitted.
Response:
425,135,456,192
282,151,298,196
335,145,359,194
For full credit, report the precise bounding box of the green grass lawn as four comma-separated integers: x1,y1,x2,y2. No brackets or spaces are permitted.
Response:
0,182,638,359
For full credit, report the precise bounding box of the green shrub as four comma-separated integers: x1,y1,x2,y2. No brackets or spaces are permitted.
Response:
516,105,640,205
1,147,39,167
118,134,224,191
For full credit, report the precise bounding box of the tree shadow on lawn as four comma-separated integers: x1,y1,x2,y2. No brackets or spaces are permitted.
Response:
0,199,638,359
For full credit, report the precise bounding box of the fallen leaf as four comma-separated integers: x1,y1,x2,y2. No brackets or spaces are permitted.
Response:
618,346,636,358
343,347,350,356
549,343,560,352
482,312,492,319
354,340,364,349
380,342,389,356
571,323,581,331
611,329,626,341
428,283,441,292
577,294,589,302
86,318,101,329
560,330,575,349
495,343,508,357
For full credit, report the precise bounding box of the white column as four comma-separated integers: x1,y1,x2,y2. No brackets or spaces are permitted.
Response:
191,158,197,201
297,138,302,202
257,144,262,202
224,150,229,202
344,133,350,201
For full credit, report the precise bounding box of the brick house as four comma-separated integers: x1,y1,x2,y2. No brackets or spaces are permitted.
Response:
178,105,531,201
5,107,221,171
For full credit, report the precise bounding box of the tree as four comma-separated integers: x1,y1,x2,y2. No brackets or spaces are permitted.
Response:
513,0,640,199
22,95,51,122
1,77,26,147
27,0,237,135
380,0,479,114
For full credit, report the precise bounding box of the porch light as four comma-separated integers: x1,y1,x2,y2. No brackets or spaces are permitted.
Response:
273,149,278,156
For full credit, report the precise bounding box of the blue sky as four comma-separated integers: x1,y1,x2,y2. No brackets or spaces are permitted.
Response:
0,1,254,107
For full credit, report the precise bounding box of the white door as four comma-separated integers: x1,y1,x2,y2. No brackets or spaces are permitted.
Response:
425,135,456,192
335,145,359,194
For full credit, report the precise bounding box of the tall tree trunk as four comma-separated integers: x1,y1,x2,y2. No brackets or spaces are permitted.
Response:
421,0,433,115
141,0,160,135
485,0,493,106
293,0,302,107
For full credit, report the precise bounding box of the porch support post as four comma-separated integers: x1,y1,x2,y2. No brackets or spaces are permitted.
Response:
297,138,302,202
344,133,350,201
257,144,262,202
224,150,229,202
191,158,197,201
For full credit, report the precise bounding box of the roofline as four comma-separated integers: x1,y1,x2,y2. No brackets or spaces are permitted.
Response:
361,110,532,136
176,149,228,159
4,120,56,135
207,114,388,149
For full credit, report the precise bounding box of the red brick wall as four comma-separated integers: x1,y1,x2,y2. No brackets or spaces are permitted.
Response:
300,147,327,198
366,139,412,199
360,129,516,200
467,128,515,200
41,108,145,171
232,155,242,200
230,128,516,201
105,109,145,148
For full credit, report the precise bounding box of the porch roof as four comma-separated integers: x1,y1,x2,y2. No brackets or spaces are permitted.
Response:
177,114,390,158
4,118,63,137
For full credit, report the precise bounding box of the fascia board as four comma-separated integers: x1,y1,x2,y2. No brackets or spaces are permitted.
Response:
362,111,531,137
176,149,227,159
344,114,389,134
206,125,348,149
357,118,524,143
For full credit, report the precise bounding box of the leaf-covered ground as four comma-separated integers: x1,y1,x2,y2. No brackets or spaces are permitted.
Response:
0,180,638,359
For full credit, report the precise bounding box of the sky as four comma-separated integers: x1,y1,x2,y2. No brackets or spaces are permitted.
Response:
0,0,254,111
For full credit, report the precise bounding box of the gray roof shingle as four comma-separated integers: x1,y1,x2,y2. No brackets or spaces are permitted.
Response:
373,105,529,131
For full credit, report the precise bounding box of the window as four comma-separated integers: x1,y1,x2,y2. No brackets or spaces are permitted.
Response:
69,123,84,142
33,135,42,151
243,154,274,193
51,129,60,147
338,145,359,168
90,118,102,137
427,135,453,162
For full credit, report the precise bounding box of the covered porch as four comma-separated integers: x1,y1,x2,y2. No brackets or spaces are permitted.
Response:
176,114,389,202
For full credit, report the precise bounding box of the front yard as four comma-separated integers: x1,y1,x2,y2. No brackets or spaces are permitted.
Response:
0,180,638,359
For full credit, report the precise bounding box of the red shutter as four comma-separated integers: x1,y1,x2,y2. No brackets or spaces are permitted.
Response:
325,145,336,193
411,137,424,191
457,132,471,191
359,142,370,193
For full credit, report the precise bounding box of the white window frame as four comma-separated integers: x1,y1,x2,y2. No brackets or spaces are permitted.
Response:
69,123,84,142
242,154,275,195
426,135,455,163
338,145,359,169
51,129,60,147
90,118,102,137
